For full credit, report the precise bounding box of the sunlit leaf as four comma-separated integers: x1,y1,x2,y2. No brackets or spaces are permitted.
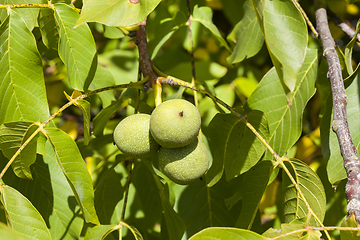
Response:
251,0,307,94
227,0,263,64
77,0,162,27
0,0,42,31
0,185,52,239
192,5,230,51
0,143,84,240
189,227,268,240
84,224,118,240
0,11,51,124
0,121,39,179
44,127,100,225
54,3,97,91
235,161,273,229
282,159,326,224
0,222,27,240
246,48,318,159
263,223,308,239
207,109,269,184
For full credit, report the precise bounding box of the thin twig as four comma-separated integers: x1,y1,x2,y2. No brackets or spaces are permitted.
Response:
333,16,360,42
292,0,318,37
121,161,133,221
315,0,360,225
0,81,145,181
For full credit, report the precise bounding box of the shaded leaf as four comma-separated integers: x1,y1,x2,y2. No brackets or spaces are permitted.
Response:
192,5,230,51
0,185,52,239
77,0,161,27
148,11,188,59
227,0,264,64
282,159,326,225
142,160,186,240
0,11,51,124
246,48,318,159
174,176,241,239
94,166,124,224
207,109,269,185
344,19,360,76
235,160,273,229
189,227,267,240
93,98,122,137
88,64,116,108
38,7,59,50
54,3,97,91
44,127,100,225
340,215,360,239
322,76,360,184
65,91,91,145
0,121,39,179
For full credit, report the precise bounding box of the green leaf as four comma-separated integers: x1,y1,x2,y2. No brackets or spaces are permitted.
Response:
54,3,97,91
0,185,52,240
263,223,308,239
0,143,84,240
84,224,118,240
0,222,27,240
344,19,360,75
0,121,39,179
246,48,318,159
0,11,51,124
322,76,360,184
64,91,91,145
252,0,307,93
207,109,269,184
76,0,162,27
142,160,186,240
0,0,42,31
235,160,273,229
94,166,124,224
340,215,360,240
88,64,116,108
192,5,230,51
227,0,264,64
189,227,268,240
44,127,100,225
38,7,59,50
93,98,122,137
148,11,188,59
282,159,326,225
173,176,241,239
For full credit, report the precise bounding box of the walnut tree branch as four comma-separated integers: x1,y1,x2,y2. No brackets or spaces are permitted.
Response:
333,16,360,42
315,0,360,225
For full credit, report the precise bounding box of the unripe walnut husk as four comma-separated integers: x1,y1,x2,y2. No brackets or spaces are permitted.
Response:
158,137,210,185
113,114,160,158
150,99,201,148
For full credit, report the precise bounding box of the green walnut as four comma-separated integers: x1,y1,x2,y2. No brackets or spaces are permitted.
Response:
158,137,210,185
150,99,201,148
113,114,160,158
